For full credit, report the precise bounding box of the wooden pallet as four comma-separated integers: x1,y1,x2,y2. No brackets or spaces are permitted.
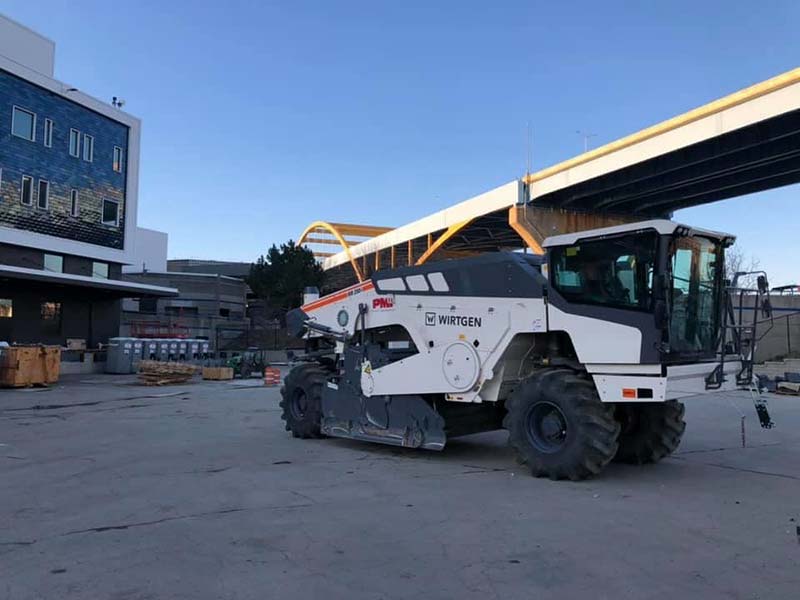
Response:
202,367,234,381
137,361,197,386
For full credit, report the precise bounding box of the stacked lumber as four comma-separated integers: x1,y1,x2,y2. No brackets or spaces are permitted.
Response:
138,360,197,386
777,381,800,395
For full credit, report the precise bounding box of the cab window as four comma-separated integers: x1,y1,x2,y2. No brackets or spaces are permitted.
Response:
550,232,658,310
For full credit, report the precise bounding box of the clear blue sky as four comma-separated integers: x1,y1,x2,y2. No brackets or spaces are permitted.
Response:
3,1,799,284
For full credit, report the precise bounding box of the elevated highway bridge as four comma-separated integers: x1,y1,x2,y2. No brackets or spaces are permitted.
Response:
300,68,800,289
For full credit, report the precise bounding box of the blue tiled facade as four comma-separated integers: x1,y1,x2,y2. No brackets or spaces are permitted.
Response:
0,68,128,249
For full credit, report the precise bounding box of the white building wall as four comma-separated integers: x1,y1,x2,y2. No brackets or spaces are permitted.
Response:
124,227,169,273
0,13,55,77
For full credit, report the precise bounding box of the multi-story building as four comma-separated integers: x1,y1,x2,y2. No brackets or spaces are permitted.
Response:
121,270,250,350
0,14,175,346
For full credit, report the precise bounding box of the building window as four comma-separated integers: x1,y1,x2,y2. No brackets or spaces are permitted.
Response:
44,118,53,148
83,134,94,162
0,299,12,318
20,175,33,206
69,129,80,157
37,179,49,209
41,302,62,332
139,298,157,313
43,254,63,273
92,262,109,279
166,306,198,317
113,146,123,172
219,308,230,318
102,198,119,226
11,106,36,141
70,189,79,216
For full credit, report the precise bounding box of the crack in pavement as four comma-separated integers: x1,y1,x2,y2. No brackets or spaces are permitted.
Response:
670,456,800,481
675,442,782,455
61,507,249,535
61,503,313,536
0,392,187,413
0,503,313,555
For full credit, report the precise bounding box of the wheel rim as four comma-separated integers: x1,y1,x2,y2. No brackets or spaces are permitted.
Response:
290,388,308,419
525,401,568,453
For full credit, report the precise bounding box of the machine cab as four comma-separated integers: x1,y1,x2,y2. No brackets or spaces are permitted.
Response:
542,220,733,364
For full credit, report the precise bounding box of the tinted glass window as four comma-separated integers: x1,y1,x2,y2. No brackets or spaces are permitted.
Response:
44,254,63,273
102,199,119,226
0,299,12,318
44,118,53,147
41,302,61,321
37,180,49,209
70,190,79,216
20,176,33,205
12,107,35,141
669,236,721,356
92,262,109,279
69,130,80,157
83,134,94,161
550,232,658,310
113,146,123,172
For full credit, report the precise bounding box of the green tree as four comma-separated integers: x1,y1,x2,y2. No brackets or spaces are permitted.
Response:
248,240,323,315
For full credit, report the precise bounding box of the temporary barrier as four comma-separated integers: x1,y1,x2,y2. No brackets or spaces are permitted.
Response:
264,366,281,386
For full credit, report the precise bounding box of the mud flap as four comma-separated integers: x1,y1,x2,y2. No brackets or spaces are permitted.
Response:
321,385,446,450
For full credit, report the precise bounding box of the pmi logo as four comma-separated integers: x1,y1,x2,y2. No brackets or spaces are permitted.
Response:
372,297,395,310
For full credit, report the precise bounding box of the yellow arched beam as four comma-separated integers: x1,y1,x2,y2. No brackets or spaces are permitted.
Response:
415,219,472,265
298,220,364,282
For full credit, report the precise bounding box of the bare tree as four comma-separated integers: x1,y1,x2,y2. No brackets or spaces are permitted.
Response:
725,244,762,289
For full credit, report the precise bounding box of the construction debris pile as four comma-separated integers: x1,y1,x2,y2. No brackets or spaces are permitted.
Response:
137,360,197,386
756,358,800,395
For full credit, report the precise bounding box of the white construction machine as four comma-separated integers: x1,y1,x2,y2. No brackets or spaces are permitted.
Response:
281,219,774,480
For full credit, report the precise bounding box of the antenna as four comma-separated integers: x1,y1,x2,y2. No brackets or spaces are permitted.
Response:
576,130,597,153
526,121,532,178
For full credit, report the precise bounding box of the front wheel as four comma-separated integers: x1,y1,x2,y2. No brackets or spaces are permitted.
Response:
504,369,620,481
279,364,327,438
613,401,686,464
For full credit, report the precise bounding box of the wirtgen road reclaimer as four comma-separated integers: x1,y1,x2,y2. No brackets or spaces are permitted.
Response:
281,220,774,480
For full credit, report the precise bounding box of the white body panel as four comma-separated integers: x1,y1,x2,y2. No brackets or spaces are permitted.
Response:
303,280,677,403
547,305,642,364
302,276,747,405
591,360,744,402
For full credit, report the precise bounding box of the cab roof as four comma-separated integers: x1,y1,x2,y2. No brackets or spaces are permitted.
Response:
541,219,735,248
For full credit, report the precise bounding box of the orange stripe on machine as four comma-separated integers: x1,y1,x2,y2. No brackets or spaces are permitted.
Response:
302,281,375,313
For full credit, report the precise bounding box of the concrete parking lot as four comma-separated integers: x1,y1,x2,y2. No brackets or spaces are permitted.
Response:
1,374,799,600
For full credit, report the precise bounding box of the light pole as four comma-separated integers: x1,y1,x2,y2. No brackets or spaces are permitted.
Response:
576,130,598,153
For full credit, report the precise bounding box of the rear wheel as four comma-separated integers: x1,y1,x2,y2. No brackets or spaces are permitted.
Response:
613,401,686,464
505,369,620,481
279,363,327,438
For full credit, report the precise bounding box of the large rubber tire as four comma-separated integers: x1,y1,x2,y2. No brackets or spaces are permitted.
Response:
279,363,327,439
613,401,686,464
504,369,620,481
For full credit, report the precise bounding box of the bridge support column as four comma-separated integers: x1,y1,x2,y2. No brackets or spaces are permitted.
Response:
508,205,640,254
